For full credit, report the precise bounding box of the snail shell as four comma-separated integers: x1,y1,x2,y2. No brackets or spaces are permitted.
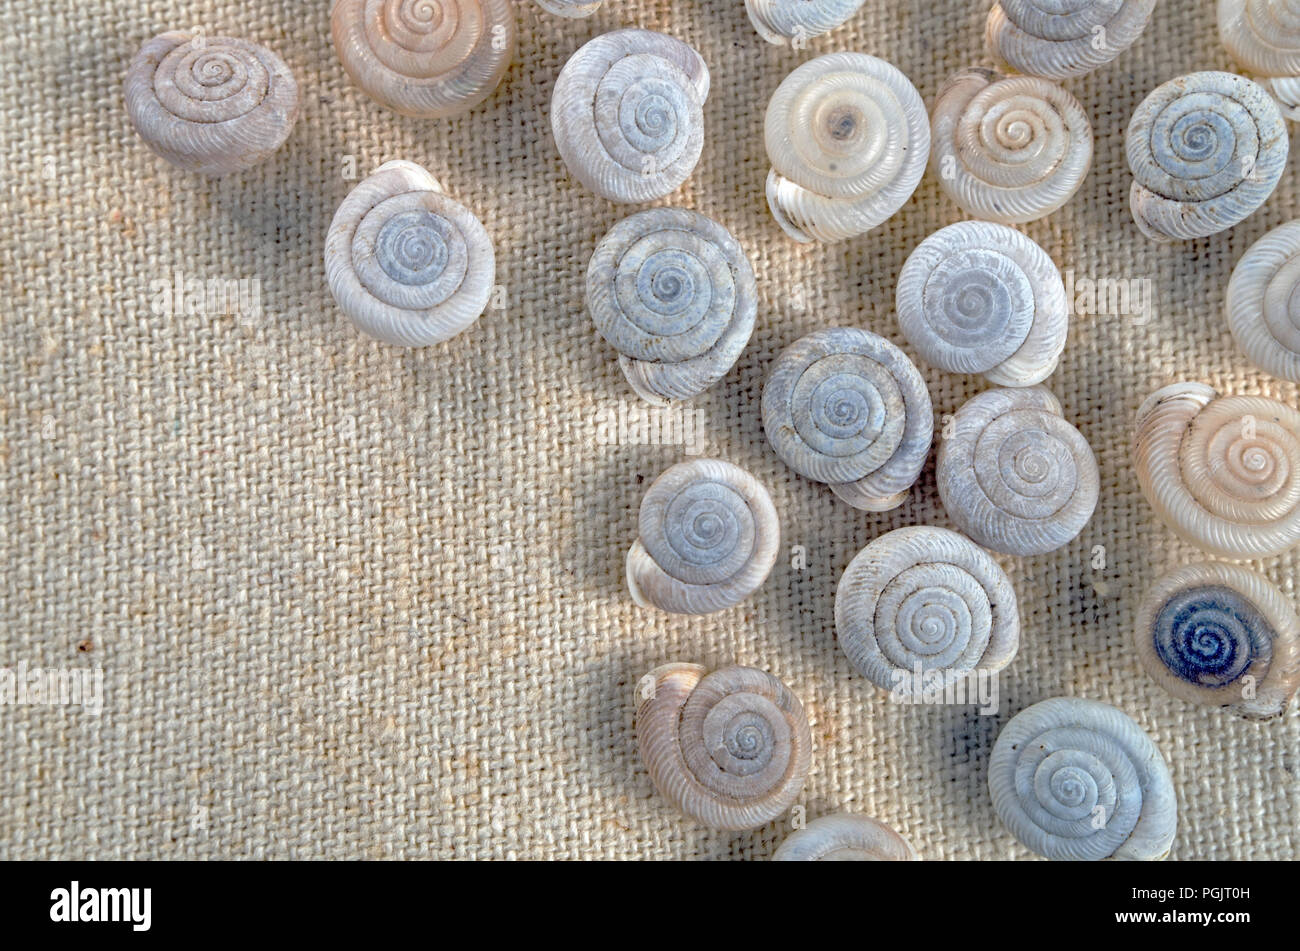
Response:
764,53,929,243
744,0,866,46
1220,0,1300,120
1132,382,1300,558
835,526,1020,692
896,221,1068,387
536,0,602,16
988,697,1177,861
627,459,779,615
1127,71,1288,242
551,29,709,204
1225,219,1300,382
772,813,918,861
930,67,1092,225
586,209,757,404
986,0,1158,80
124,31,299,176
937,387,1099,556
325,160,495,346
761,328,933,512
1135,562,1300,719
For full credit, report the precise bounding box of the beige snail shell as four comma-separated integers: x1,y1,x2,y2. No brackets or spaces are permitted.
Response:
124,31,299,176
772,813,918,861
1220,0,1300,120
637,663,812,831
986,0,1158,80
1225,219,1300,382
745,0,866,46
536,0,602,16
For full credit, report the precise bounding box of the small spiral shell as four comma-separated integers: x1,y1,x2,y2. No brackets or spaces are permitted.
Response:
1226,219,1300,382
744,0,866,45
772,814,918,861
930,67,1092,224
986,0,1158,79
896,221,1068,387
124,32,299,176
1220,0,1300,119
1133,382,1300,558
764,53,929,243
989,697,1177,861
1135,562,1300,719
637,663,812,830
835,526,1020,693
325,160,495,346
551,29,709,204
627,459,779,615
937,387,1099,556
331,0,514,119
586,209,757,404
762,328,933,512
1127,71,1288,242
536,0,602,17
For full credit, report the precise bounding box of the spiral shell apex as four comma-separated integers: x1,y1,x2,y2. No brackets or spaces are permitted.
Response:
762,328,933,512
1127,71,1288,242
627,459,779,615
931,68,1092,224
1133,382,1300,558
989,697,1177,860
587,209,757,404
937,387,1099,556
536,0,602,17
835,527,1020,693
1220,0,1300,119
764,53,929,243
1135,562,1300,719
326,160,495,347
773,814,918,861
745,0,866,46
1226,220,1300,382
551,29,709,203
637,664,812,830
124,32,299,176
896,221,1068,386
986,0,1157,79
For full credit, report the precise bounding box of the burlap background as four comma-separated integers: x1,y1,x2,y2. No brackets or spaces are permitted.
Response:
1,0,1297,860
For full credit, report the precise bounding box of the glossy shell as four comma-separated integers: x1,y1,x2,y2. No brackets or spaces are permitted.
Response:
536,0,602,16
986,0,1158,79
1225,219,1300,382
772,814,918,861
745,0,866,46
1220,0,1300,119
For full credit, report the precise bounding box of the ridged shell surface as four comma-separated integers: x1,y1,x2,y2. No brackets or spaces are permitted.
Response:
537,0,602,16
745,0,866,46
1225,219,1300,382
772,814,918,860
986,0,1158,79
1220,0,1300,119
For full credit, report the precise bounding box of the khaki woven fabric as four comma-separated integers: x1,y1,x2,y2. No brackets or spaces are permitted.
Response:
2,0,1297,860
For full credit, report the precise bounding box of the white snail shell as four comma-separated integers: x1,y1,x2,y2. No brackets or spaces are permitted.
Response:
937,387,1099,556
896,221,1068,387
1127,71,1288,242
637,663,812,831
930,68,1092,225
764,53,929,243
586,209,757,404
986,0,1158,79
1220,0,1300,120
124,31,299,176
772,813,918,861
551,29,709,204
761,328,933,512
1133,382,1300,558
989,697,1177,861
627,459,779,615
325,160,495,347
835,526,1020,693
536,0,602,17
1135,562,1300,719
745,0,866,46
1226,219,1300,382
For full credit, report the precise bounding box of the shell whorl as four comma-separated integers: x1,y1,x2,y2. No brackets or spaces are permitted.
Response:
896,221,1068,387
637,663,812,831
1220,0,1300,118
988,697,1177,861
986,0,1158,79
1133,382,1300,558
835,526,1020,693
761,328,933,512
744,0,866,46
937,387,1099,556
124,31,299,176
325,160,495,347
627,459,779,615
551,29,710,204
1226,219,1300,382
1135,562,1300,719
536,0,602,17
764,53,929,243
772,814,918,861
1126,71,1288,242
586,209,757,404
330,0,515,119
930,67,1092,224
